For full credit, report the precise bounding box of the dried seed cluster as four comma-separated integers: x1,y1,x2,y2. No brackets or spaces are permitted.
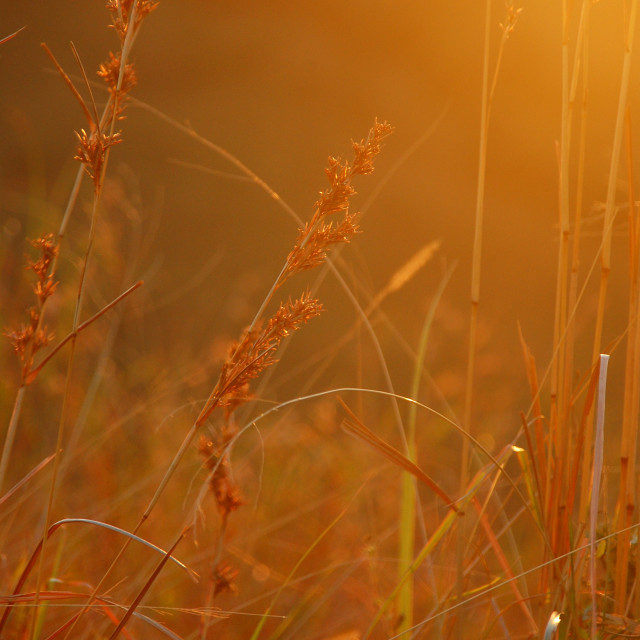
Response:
279,119,393,287
107,0,159,41
75,0,157,187
4,234,59,381
196,121,392,599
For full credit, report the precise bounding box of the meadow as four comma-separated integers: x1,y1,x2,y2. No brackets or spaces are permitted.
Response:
1,1,640,638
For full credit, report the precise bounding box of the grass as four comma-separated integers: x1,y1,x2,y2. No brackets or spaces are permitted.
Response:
2,1,640,638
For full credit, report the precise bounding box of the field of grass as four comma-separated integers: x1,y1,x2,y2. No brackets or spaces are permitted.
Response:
2,1,640,638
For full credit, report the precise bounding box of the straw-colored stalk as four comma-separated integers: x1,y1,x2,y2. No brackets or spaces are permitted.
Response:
624,107,640,620
458,0,521,614
594,0,639,614
541,6,592,615
457,1,492,613
396,257,448,635
572,0,592,522
547,0,574,568
616,105,640,615
558,0,590,529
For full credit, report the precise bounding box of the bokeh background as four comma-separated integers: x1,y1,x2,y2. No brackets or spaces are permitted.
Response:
0,1,638,390
1,2,639,637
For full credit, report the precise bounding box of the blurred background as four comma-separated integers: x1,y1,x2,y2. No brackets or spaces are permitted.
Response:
2,1,637,433
1,4,635,365
1,2,639,636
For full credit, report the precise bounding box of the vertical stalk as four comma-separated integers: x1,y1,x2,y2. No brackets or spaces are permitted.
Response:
572,0,593,522
457,0,492,609
624,106,640,620
549,0,571,560
397,269,452,635
622,106,640,617
594,0,639,613
618,107,640,616
458,0,520,608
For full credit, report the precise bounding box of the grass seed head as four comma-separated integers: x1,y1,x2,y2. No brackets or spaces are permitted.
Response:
107,0,159,42
4,233,59,379
74,128,123,186
279,120,392,288
198,435,244,519
208,293,323,419
97,51,138,106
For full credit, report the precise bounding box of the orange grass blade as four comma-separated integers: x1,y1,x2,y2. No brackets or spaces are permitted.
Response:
0,453,55,507
518,325,547,497
69,42,101,135
25,280,143,384
512,441,543,530
473,497,538,634
40,43,96,131
338,397,460,512
1,591,92,605
0,26,26,46
570,359,601,524
42,612,83,640
108,527,190,640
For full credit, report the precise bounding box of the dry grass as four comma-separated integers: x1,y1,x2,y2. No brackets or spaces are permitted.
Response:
2,2,640,639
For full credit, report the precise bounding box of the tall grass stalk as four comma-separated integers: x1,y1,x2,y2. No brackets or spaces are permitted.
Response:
0,5,155,637
573,0,593,522
540,0,588,604
550,0,572,473
622,106,640,620
458,0,520,615
596,0,639,613
0,123,85,497
396,265,452,634
129,94,412,466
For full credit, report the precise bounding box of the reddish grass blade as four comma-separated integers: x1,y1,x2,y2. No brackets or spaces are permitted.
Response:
40,43,96,131
0,26,26,46
25,281,143,384
338,397,460,512
108,528,190,640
